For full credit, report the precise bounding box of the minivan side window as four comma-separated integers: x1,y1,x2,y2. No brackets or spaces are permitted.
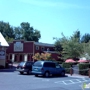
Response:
33,61,42,67
44,62,55,68
44,63,50,67
50,63,55,68
26,62,32,66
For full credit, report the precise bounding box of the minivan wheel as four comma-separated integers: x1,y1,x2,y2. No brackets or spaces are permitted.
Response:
44,72,50,77
20,72,23,74
61,71,65,76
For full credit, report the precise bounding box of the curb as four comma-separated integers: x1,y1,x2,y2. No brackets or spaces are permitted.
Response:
66,74,89,79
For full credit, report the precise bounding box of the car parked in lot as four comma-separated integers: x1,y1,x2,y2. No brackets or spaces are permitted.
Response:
32,60,65,77
16,61,34,75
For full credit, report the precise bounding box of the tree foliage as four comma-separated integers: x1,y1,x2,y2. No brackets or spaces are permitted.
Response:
80,42,90,60
32,53,41,60
0,21,15,42
62,38,83,60
54,30,84,60
0,21,41,42
14,27,23,40
71,30,81,42
20,22,41,41
54,39,63,53
81,33,90,43
32,53,52,60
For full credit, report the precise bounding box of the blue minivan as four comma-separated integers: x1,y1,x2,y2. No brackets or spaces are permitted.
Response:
32,60,65,77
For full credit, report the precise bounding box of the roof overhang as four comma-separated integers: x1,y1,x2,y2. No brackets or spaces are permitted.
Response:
34,42,54,47
0,32,9,47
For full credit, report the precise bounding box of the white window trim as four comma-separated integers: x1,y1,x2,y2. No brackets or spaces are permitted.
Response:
41,47,45,51
36,46,39,50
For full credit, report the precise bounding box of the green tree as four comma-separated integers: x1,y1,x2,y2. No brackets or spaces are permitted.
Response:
81,33,90,43
54,31,83,60
0,21,41,42
5,36,14,43
71,30,81,42
0,21,15,42
80,42,90,60
61,37,83,60
54,33,67,53
14,27,23,40
54,39,63,52
20,22,41,42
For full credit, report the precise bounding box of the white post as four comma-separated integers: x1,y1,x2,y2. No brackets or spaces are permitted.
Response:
12,54,15,62
24,54,27,61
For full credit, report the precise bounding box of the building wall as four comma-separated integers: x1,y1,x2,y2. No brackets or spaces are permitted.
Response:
0,47,6,67
6,40,59,62
34,44,59,60
6,40,34,62
6,41,34,53
51,53,59,60
34,45,55,54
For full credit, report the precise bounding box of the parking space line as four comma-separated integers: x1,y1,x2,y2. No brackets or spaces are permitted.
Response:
33,78,50,82
42,79,50,81
54,78,89,85
55,81,65,84
69,80,74,83
62,81,67,85
33,78,42,80
76,79,81,82
82,78,87,81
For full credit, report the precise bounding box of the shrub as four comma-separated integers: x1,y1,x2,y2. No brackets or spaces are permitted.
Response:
32,52,52,60
32,53,41,60
79,63,90,76
62,63,72,73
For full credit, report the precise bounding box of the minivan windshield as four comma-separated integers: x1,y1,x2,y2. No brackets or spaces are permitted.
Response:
33,61,43,67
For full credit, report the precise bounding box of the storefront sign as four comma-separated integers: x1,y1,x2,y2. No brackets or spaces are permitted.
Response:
0,50,5,60
14,42,23,52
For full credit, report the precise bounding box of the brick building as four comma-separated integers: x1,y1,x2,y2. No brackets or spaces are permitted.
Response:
6,40,59,62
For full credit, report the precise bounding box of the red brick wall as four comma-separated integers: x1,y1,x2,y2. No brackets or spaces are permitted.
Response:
24,42,34,53
6,41,34,54
6,40,59,61
51,53,58,60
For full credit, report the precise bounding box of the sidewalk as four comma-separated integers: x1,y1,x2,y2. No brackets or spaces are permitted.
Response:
0,63,18,72
66,73,89,79
12,63,18,67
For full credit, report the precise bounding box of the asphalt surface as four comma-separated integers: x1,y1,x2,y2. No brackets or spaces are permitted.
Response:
0,69,90,90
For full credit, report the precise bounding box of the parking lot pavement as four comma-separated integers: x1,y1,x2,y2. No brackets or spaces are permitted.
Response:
66,73,89,79
31,75,90,85
55,78,90,85
0,71,90,90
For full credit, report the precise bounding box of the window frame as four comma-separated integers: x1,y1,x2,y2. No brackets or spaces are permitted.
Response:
41,47,45,51
36,46,39,50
